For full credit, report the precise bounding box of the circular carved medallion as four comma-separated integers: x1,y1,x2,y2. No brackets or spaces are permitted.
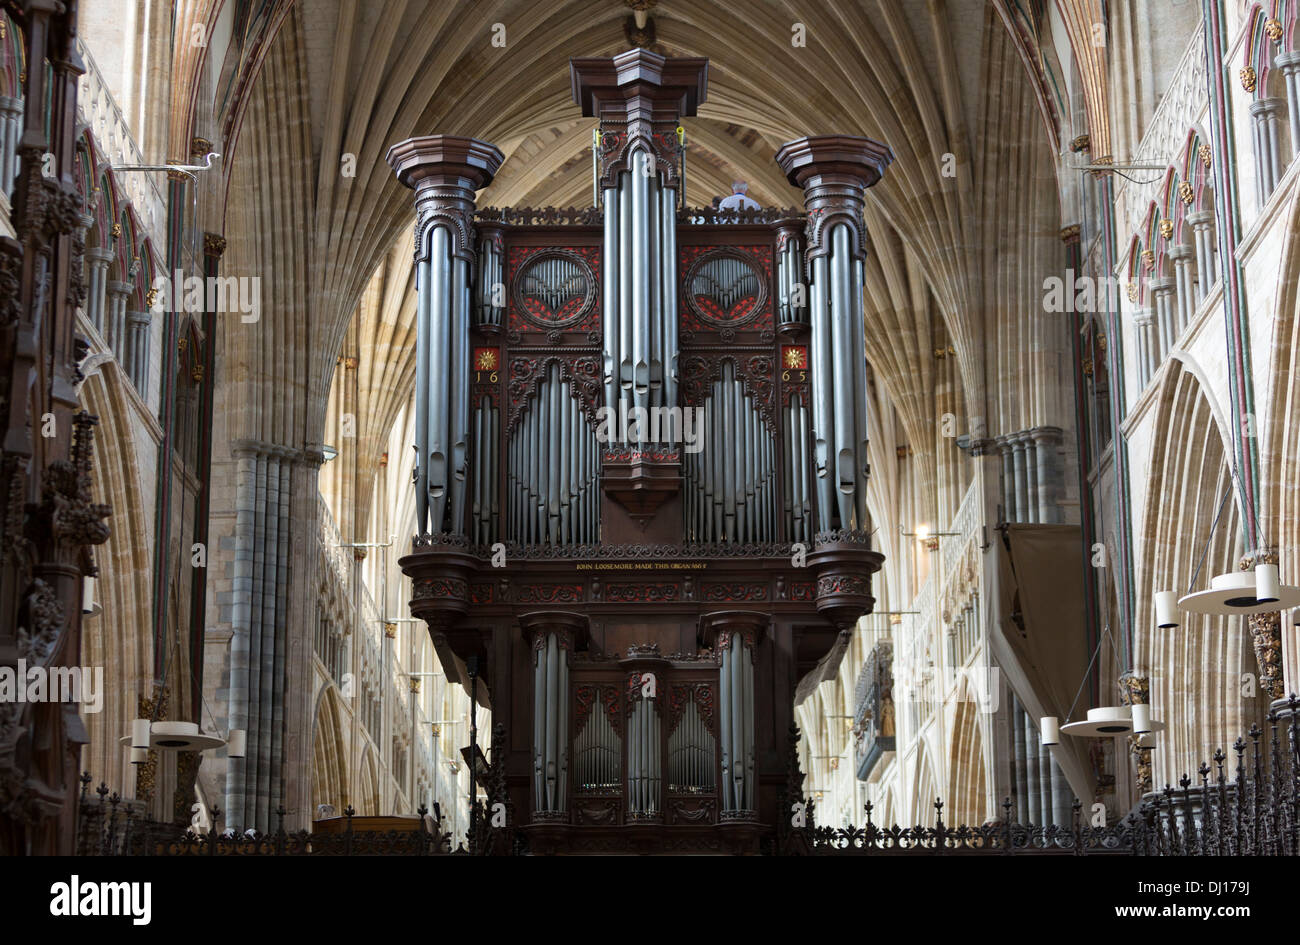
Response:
515,249,596,329
684,249,767,328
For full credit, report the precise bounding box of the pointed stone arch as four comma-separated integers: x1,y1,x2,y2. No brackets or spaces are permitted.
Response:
947,683,988,825
311,685,349,818
77,368,155,795
1135,357,1259,789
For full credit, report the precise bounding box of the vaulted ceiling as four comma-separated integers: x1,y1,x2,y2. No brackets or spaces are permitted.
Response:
182,0,1090,548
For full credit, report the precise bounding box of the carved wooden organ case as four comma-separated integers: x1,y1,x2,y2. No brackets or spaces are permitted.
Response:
389,50,893,854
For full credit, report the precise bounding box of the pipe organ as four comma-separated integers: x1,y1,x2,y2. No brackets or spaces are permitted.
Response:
393,50,893,854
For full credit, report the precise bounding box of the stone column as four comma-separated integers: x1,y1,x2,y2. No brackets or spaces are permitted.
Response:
126,309,150,392
1050,757,1071,827
1021,431,1039,524
1278,50,1300,154
996,435,1014,522
1133,311,1154,389
0,95,22,198
1011,696,1029,824
1132,310,1151,389
1250,98,1288,208
1036,719,1053,823
224,439,304,831
1031,427,1062,524
1186,210,1216,302
1023,708,1041,824
1167,243,1197,332
1011,434,1028,524
1150,276,1176,360
106,280,131,356
84,247,114,335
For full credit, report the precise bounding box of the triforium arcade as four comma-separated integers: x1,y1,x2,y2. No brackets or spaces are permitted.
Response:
389,49,892,854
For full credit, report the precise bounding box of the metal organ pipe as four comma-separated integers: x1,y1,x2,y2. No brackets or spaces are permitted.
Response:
531,631,570,814
632,150,651,424
718,634,756,813
508,371,601,545
687,361,777,543
451,258,470,531
618,174,633,406
533,647,545,810
545,634,558,808
719,645,732,808
850,257,870,527
414,259,431,532
734,637,745,808
661,185,678,443
829,223,856,529
648,166,661,406
389,136,503,540
603,151,678,448
810,253,833,532
428,226,452,529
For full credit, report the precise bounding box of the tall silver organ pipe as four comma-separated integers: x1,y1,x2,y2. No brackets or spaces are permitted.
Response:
473,231,503,329
775,133,894,533
414,223,474,535
785,392,812,542
532,632,569,813
684,360,777,542
777,231,806,325
508,363,601,545
810,252,833,530
471,395,499,543
602,148,679,447
386,134,504,537
667,692,715,792
804,224,870,532
626,682,661,815
718,633,755,813
575,691,620,791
